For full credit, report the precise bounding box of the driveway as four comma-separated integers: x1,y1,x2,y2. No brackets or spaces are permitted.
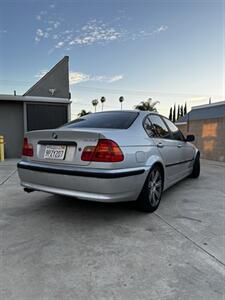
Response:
0,159,225,300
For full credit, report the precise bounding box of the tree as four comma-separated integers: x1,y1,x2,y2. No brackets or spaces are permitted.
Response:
180,105,184,117
92,99,98,112
169,107,172,121
119,96,124,110
100,96,106,111
135,98,159,112
184,102,187,115
177,105,180,121
77,110,91,117
172,104,176,123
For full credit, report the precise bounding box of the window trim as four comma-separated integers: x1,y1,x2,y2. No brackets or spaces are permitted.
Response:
145,113,173,140
142,115,158,138
161,116,185,142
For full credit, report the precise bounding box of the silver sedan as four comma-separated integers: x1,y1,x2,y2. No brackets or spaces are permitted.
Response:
17,110,200,212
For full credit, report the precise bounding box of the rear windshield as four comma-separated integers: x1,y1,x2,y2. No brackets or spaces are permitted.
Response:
63,111,139,129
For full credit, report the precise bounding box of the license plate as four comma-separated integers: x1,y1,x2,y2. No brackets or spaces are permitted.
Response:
44,145,66,160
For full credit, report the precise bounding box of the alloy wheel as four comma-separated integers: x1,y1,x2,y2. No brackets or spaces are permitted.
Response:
148,169,162,207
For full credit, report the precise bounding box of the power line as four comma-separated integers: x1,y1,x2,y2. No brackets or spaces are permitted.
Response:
0,79,223,100
0,79,33,85
72,85,223,99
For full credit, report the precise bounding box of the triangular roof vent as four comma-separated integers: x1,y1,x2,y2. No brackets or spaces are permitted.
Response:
24,56,70,99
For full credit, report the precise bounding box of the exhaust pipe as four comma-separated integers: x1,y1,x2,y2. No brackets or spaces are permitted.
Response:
24,188,34,193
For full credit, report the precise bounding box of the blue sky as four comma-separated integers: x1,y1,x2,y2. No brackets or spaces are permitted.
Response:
0,0,224,118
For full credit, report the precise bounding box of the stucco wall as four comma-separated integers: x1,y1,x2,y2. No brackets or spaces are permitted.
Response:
0,101,24,158
177,117,225,162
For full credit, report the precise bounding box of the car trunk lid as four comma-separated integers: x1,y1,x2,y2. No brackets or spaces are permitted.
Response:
25,128,103,166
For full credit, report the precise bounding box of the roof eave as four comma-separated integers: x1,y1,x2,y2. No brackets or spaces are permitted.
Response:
0,94,71,104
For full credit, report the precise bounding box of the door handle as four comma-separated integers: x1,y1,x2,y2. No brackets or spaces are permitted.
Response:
177,144,182,148
157,142,164,148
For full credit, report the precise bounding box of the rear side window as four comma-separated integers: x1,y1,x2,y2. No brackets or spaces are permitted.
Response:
143,117,157,137
162,117,184,141
63,111,139,129
148,115,171,139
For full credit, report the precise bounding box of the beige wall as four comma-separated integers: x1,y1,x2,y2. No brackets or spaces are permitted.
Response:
177,117,225,162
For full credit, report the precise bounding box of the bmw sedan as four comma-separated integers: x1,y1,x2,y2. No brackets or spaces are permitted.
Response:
17,110,200,212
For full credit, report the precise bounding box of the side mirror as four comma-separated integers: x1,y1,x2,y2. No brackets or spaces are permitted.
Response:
186,134,195,142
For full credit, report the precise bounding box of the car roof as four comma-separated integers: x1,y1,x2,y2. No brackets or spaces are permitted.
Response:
92,110,159,116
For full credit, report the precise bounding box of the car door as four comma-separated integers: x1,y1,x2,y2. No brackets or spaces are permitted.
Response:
148,114,184,183
162,117,195,177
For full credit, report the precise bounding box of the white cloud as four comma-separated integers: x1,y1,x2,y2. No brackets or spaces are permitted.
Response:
63,22,168,49
35,70,123,85
35,69,48,78
35,28,49,42
52,34,59,40
40,10,47,16
64,30,73,34
154,25,168,33
69,72,123,85
67,19,124,47
130,25,168,41
69,72,90,84
37,29,44,37
55,41,64,48
34,7,168,51
53,21,60,29
108,75,123,82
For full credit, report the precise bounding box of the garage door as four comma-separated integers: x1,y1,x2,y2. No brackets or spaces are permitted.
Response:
26,103,68,132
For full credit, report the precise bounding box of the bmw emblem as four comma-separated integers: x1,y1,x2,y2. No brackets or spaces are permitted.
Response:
52,132,58,139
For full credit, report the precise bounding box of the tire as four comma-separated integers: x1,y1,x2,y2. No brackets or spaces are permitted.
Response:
189,153,200,178
136,165,163,213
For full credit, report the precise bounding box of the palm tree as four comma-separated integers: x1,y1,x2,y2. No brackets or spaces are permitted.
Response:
119,96,124,110
100,96,106,111
77,109,91,117
92,99,98,112
135,98,159,112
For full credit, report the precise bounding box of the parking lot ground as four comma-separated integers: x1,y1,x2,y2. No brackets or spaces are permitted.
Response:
0,159,225,300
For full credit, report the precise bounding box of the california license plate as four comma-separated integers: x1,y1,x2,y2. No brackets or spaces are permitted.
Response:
44,145,66,160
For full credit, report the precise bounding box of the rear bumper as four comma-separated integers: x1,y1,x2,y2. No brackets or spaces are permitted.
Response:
17,161,145,178
17,161,147,202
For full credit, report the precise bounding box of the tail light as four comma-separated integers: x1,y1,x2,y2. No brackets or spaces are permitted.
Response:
22,137,33,157
81,139,124,162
